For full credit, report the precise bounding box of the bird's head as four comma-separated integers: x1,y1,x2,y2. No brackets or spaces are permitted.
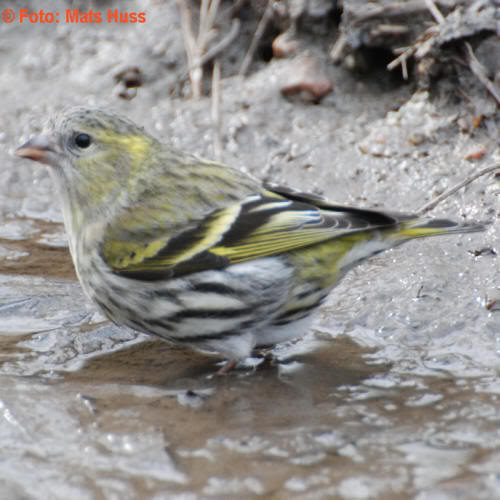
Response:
16,107,159,224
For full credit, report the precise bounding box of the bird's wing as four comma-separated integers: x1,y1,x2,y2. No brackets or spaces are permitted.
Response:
101,188,404,280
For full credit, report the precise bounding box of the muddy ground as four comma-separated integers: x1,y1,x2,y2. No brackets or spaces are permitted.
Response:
0,1,499,499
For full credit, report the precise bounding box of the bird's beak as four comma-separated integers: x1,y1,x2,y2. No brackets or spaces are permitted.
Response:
16,135,56,165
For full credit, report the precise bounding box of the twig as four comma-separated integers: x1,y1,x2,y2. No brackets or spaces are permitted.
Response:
400,55,408,80
387,47,412,70
177,0,201,98
330,32,347,63
195,19,240,71
223,0,247,18
424,0,445,24
350,1,430,21
240,0,274,76
387,46,414,79
464,42,500,106
416,163,500,215
177,0,222,99
387,0,443,79
198,0,221,50
179,18,240,82
211,60,223,162
387,22,439,76
375,24,410,35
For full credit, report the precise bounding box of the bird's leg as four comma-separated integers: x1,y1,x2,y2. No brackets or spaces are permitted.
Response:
216,359,238,375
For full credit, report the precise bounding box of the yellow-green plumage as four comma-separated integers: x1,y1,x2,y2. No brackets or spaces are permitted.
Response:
15,107,484,371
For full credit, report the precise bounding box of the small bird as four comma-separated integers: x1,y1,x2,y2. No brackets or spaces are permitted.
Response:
16,107,483,373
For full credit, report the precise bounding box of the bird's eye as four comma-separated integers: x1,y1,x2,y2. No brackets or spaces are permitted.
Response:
74,133,92,148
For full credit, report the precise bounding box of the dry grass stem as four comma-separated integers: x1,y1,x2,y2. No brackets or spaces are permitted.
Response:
240,0,274,76
211,59,223,161
196,18,240,70
424,0,445,24
417,163,500,216
177,0,222,98
463,42,500,105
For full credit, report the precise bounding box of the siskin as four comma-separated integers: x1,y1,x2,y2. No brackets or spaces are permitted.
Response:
16,107,483,373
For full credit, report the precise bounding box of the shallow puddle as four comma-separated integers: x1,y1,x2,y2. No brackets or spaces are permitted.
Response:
0,219,499,499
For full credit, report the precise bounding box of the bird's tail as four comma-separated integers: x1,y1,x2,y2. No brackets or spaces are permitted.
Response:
393,217,485,241
322,216,485,279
